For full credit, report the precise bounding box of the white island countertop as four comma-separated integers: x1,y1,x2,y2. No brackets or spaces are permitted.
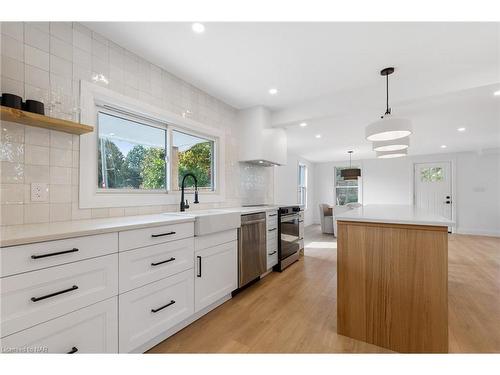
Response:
335,204,454,227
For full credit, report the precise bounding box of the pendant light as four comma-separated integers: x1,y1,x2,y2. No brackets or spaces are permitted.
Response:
341,150,361,180
373,136,410,152
366,67,412,142
376,148,408,158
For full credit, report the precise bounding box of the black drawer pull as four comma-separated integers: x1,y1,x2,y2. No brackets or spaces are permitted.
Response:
31,248,79,259
269,213,277,217
268,228,276,232
197,256,202,277
151,231,176,238
151,300,176,313
151,257,176,266
31,285,78,302
67,347,78,354
268,250,277,256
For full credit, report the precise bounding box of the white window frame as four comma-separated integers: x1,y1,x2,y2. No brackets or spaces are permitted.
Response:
298,163,307,209
79,81,226,209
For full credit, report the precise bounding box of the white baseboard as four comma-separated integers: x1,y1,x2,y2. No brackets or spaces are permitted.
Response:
454,228,500,237
130,293,232,353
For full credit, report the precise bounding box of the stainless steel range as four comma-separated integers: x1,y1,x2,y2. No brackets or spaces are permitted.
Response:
274,206,301,271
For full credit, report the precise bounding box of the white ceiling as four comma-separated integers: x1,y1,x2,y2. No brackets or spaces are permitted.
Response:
85,22,500,162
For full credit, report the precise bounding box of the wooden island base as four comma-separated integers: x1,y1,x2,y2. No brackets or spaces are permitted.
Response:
337,220,448,353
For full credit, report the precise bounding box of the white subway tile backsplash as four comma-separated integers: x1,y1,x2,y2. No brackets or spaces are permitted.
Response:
24,24,50,52
73,47,91,69
25,45,50,71
49,166,71,185
49,202,72,222
50,36,73,61
25,64,50,89
0,161,24,183
24,164,49,183
72,29,91,52
49,22,73,43
2,55,25,81
1,22,24,41
91,207,109,218
29,22,50,33
1,34,24,61
1,204,24,225
24,203,50,224
0,76,24,97
50,147,72,167
91,38,108,61
1,122,24,143
49,184,72,203
24,144,50,165
24,84,50,103
25,127,50,146
1,184,24,204
0,142,24,163
50,55,73,78
49,130,73,149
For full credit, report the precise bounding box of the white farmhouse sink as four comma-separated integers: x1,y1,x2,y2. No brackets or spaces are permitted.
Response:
165,209,241,236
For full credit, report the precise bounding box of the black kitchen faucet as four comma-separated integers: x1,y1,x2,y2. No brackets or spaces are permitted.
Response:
180,173,199,212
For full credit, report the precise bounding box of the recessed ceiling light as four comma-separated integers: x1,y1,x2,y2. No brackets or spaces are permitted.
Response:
258,160,263,164
457,127,466,132
299,122,307,127
268,88,278,95
192,23,205,34
494,90,500,96
440,145,447,149
315,134,321,139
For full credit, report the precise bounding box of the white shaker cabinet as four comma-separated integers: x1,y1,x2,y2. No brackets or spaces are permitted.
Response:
194,230,238,313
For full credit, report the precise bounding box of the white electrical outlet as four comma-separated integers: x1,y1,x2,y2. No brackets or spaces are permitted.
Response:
31,183,49,202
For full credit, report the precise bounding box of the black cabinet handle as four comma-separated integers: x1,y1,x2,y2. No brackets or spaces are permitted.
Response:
151,300,175,313
151,231,176,238
31,285,78,302
197,256,202,277
269,213,277,217
67,347,78,354
268,228,276,232
151,257,176,266
268,250,277,256
31,248,79,259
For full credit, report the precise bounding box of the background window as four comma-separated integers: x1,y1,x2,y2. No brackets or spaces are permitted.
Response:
420,167,444,182
298,164,307,208
97,112,166,190
335,167,360,205
171,130,215,191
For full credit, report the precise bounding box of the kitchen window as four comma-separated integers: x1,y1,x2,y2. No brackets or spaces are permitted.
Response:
334,166,361,205
298,164,307,208
171,130,215,191
97,111,167,191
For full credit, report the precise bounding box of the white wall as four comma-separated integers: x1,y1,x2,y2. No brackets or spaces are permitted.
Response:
313,150,500,236
274,151,315,226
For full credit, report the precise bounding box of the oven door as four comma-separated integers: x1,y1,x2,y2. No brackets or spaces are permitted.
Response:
280,213,300,259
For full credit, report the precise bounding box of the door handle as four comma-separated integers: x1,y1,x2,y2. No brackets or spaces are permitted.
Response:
197,256,202,277
445,200,451,204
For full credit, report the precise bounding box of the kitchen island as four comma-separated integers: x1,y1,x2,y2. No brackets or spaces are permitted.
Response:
335,205,453,353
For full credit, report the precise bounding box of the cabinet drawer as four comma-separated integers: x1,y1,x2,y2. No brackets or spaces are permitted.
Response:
1,297,118,354
194,229,237,251
266,213,278,229
267,229,278,246
267,250,278,269
119,238,194,293
119,222,193,251
1,254,118,338
119,269,194,353
1,233,118,278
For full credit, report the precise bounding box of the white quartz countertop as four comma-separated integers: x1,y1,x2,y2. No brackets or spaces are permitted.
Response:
0,214,195,248
0,206,286,247
334,204,454,227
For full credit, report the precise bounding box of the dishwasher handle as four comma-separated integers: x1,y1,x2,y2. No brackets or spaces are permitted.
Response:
241,218,266,226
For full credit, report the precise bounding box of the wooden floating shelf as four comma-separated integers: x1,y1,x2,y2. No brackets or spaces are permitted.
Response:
0,106,94,135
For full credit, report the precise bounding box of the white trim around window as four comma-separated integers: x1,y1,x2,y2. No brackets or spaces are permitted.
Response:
78,81,226,209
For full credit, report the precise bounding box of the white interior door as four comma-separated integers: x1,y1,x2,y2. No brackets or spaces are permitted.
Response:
414,162,452,222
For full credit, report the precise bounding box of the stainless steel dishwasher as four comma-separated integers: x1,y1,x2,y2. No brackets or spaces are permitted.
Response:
238,212,267,288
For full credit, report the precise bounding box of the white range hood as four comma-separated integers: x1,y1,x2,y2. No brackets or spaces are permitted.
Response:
236,106,287,166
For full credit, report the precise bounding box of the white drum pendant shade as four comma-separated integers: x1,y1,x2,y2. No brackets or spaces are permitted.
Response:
376,148,408,158
372,136,410,152
366,115,412,141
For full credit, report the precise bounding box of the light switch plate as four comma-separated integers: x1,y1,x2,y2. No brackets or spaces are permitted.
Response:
31,183,49,202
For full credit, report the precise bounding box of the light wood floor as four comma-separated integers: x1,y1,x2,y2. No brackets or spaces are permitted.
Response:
148,225,500,353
